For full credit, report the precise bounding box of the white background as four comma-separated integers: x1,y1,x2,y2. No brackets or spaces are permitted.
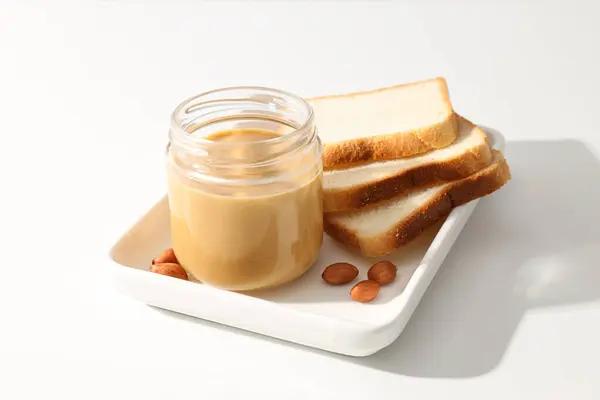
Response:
1,1,600,399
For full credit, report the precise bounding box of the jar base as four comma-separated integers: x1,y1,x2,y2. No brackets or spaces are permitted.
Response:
183,253,320,293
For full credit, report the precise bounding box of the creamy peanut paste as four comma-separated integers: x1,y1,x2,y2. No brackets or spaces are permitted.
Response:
167,129,323,291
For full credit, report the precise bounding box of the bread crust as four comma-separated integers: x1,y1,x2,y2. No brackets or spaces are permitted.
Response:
314,78,458,170
323,151,511,257
324,117,493,212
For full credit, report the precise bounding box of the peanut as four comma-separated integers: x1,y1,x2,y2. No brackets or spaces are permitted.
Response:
322,262,359,285
152,248,178,265
350,280,380,303
150,262,188,280
367,261,397,285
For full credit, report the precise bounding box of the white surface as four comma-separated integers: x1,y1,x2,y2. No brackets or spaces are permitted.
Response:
1,1,600,399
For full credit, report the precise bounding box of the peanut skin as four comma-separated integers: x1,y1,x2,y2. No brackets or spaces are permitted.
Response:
322,262,359,285
152,248,178,265
367,261,397,285
150,262,188,280
350,280,380,303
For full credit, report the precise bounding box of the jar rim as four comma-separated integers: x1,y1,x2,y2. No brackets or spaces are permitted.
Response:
169,86,314,150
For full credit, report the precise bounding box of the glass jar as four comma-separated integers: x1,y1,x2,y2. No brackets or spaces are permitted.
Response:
166,87,323,291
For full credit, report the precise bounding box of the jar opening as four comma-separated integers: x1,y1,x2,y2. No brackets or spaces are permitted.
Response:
167,87,320,186
169,86,314,157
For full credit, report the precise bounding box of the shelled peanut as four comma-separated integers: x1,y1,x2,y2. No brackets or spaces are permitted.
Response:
149,248,188,281
321,260,397,303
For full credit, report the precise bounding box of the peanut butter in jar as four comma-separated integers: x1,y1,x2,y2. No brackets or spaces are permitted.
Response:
166,88,323,291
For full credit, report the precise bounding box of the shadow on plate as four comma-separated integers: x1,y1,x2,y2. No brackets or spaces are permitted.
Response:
151,135,600,379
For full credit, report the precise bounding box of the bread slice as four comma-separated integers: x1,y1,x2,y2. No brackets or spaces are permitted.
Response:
324,151,510,257
323,116,493,213
309,78,458,170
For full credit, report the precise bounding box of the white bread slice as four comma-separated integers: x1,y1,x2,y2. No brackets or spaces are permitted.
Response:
309,78,457,170
324,151,510,257
323,116,493,212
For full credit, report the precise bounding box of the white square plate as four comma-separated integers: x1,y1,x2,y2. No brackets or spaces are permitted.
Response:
109,128,504,357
